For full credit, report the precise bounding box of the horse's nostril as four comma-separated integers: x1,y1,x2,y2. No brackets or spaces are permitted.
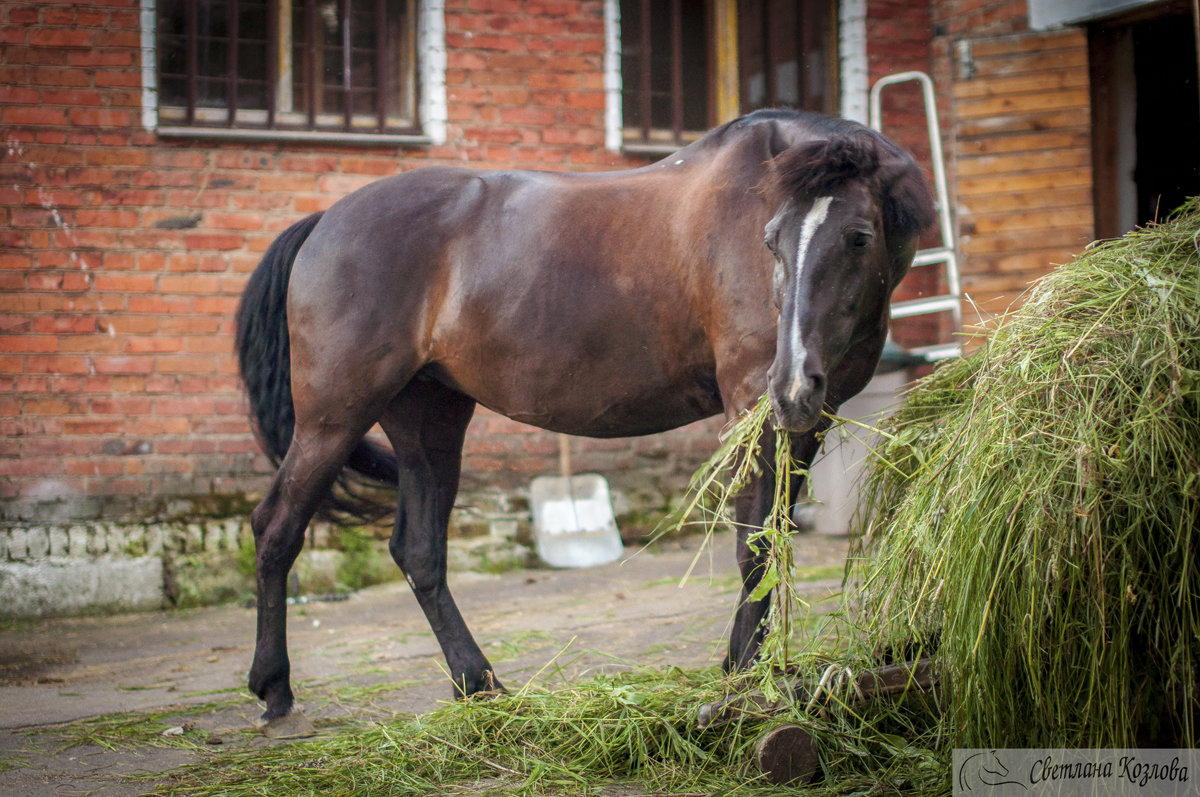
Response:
809,373,826,394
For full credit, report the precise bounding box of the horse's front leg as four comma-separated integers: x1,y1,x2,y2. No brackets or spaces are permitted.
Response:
724,429,821,673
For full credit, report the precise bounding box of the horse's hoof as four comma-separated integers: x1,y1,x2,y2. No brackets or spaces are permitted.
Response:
255,708,317,739
452,669,505,699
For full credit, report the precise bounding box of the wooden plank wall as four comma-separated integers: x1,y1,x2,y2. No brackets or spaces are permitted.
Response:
951,28,1095,341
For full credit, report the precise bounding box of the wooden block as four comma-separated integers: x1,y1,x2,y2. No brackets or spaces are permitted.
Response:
968,207,1093,235
952,70,1088,100
957,168,1092,197
956,149,1091,178
957,187,1091,214
756,724,820,785
957,112,1089,140
954,89,1090,120
961,226,1092,256
958,131,1090,157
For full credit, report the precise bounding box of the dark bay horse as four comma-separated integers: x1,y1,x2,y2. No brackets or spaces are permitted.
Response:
235,109,935,724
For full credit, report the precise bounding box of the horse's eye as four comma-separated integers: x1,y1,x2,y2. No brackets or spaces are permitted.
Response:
851,230,873,249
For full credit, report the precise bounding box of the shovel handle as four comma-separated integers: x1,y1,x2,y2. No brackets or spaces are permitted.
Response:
557,433,572,479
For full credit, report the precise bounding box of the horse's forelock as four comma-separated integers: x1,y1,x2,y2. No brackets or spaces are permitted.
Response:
771,133,881,198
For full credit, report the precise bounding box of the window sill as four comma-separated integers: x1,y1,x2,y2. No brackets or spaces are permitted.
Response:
621,141,689,157
155,126,433,147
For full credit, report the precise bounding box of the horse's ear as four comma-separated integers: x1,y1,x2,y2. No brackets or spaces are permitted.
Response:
881,159,937,241
766,120,791,160
878,158,936,286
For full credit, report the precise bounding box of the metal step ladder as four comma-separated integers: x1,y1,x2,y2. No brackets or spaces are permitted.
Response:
869,71,962,362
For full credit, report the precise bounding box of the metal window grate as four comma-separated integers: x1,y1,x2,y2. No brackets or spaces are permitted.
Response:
738,0,835,115
620,0,712,150
157,0,417,135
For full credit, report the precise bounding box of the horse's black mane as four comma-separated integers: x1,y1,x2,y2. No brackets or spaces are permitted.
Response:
720,108,936,239
719,107,877,144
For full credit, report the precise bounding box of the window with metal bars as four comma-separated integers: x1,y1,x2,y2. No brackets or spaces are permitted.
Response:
156,0,417,135
619,0,836,151
738,0,835,116
620,0,713,150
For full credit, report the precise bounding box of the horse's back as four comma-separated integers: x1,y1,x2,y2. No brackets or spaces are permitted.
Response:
287,166,491,317
284,160,736,435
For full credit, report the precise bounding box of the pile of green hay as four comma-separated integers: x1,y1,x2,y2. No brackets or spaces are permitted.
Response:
853,197,1200,748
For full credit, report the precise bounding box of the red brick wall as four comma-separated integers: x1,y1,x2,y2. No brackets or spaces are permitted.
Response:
0,0,735,523
2,0,969,524
867,0,933,164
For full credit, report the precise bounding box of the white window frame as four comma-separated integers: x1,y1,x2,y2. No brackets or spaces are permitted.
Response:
603,0,862,154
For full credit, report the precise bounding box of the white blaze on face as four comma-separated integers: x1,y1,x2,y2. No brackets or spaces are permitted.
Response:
786,195,833,403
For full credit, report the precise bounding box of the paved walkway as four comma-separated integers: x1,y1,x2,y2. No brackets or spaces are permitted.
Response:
0,530,849,796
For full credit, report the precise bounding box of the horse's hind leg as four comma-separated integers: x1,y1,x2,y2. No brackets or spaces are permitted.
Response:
378,379,500,698
248,412,379,722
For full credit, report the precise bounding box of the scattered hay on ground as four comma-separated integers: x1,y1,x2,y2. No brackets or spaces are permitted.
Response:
156,664,944,796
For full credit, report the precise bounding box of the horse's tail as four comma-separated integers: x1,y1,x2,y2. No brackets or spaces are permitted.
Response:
235,212,399,524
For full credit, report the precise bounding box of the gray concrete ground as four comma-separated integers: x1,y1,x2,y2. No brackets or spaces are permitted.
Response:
0,529,849,796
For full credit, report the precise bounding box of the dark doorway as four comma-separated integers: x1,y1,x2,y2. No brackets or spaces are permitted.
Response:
1090,2,1200,237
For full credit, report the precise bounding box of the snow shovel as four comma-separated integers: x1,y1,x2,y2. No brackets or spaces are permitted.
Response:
531,434,622,568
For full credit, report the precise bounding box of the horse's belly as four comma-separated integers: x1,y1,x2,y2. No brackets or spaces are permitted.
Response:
501,391,722,438
425,361,723,438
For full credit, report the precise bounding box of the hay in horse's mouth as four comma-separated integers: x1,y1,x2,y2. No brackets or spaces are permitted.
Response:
655,392,816,687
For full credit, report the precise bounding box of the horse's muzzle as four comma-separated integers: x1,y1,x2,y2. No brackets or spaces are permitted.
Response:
767,370,826,433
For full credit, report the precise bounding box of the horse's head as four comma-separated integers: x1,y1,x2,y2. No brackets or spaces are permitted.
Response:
762,130,935,432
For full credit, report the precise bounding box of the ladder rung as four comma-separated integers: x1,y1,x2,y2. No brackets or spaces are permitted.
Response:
911,247,954,267
890,295,959,318
907,342,962,362
872,71,962,359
